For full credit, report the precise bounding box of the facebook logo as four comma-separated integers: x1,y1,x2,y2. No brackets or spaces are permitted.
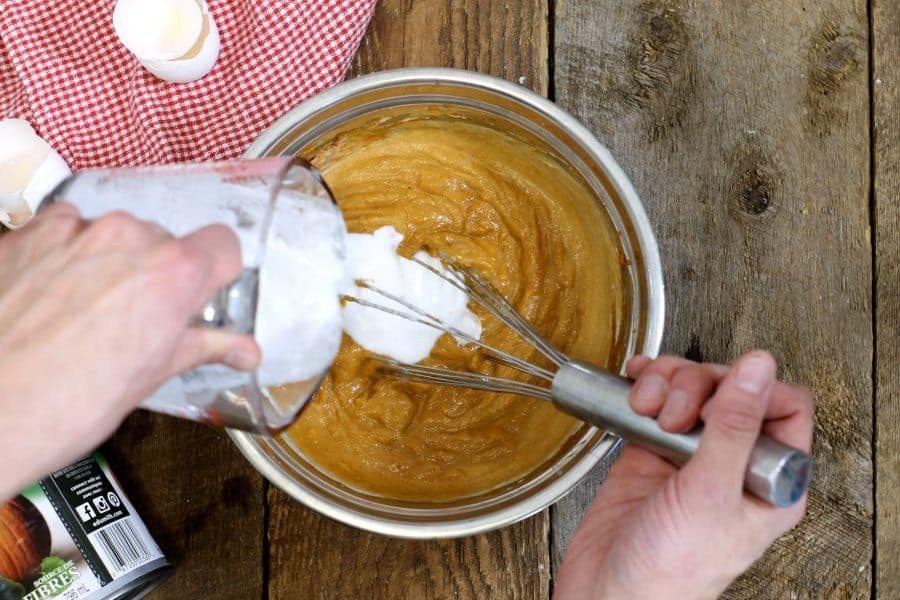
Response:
76,502,96,522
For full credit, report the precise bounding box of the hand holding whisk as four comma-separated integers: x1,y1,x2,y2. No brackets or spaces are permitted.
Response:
343,252,812,508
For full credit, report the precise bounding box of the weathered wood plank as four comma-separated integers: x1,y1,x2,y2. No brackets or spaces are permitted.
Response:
874,0,899,596
350,0,548,93
552,1,873,597
105,413,265,599
267,2,552,599
269,489,550,599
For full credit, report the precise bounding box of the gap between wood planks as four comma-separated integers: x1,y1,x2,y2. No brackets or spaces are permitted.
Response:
866,0,877,596
547,0,557,103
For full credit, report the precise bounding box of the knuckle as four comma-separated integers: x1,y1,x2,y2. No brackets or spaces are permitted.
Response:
207,223,239,244
41,209,81,238
712,391,765,433
206,225,242,275
39,201,80,221
8,205,82,254
670,369,716,408
657,354,685,368
32,199,76,222
701,362,730,380
644,355,684,379
138,219,168,239
175,330,215,370
98,211,139,232
86,211,141,243
153,240,205,289
625,355,652,377
671,364,707,390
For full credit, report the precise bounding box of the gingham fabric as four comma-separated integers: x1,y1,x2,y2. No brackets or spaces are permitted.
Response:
0,1,376,169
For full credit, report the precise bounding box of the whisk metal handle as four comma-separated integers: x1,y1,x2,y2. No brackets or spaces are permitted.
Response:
550,361,812,507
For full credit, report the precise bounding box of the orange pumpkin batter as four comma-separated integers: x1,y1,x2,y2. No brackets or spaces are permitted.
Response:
283,112,628,502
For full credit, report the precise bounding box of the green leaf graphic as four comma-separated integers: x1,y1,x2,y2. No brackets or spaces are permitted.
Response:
37,557,75,595
40,556,66,576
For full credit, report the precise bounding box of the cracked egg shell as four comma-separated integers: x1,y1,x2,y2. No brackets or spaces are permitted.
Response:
114,0,221,84
0,119,71,230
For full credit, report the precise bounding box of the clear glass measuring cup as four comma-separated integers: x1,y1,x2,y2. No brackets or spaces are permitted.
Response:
40,158,343,434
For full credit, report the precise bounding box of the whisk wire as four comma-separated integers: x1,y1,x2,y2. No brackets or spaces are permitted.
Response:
378,360,553,400
415,252,569,367
345,250,570,396
345,283,555,382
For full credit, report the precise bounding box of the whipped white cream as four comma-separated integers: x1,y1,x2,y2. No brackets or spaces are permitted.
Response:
341,226,482,364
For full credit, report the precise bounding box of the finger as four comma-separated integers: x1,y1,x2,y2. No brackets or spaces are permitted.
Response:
629,370,668,416
633,354,695,379
688,350,777,501
625,355,653,378
76,211,170,254
628,355,720,416
31,200,82,223
135,218,170,241
699,380,814,451
5,201,83,254
178,224,243,305
657,364,719,433
169,328,261,375
633,355,729,383
153,225,243,321
761,383,814,452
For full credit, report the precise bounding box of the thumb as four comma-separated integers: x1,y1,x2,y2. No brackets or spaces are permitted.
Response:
683,351,777,504
169,328,262,375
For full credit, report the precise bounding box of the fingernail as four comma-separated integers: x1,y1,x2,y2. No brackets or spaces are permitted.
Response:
659,389,690,429
633,374,668,410
734,355,773,395
226,348,259,372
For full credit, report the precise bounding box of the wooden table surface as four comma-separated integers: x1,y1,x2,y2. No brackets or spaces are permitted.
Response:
104,1,898,598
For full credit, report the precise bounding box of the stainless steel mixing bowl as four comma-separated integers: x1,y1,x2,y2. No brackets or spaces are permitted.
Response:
230,68,665,539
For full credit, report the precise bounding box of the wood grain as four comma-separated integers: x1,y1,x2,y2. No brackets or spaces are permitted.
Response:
874,0,899,596
350,0,548,94
268,488,550,599
94,1,887,598
267,2,551,599
552,1,873,597
105,414,265,599
549,442,620,578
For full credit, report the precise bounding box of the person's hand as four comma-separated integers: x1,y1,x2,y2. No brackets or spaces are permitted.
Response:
0,203,261,500
554,351,813,599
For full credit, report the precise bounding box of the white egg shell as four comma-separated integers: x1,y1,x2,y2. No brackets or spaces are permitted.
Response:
141,11,220,83
114,0,221,84
0,119,45,168
22,148,71,215
0,119,71,230
113,0,203,61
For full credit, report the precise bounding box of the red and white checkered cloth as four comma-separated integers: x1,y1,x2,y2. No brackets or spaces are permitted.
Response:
0,1,376,169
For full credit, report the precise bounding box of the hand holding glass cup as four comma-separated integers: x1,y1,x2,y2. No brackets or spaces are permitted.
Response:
41,158,345,434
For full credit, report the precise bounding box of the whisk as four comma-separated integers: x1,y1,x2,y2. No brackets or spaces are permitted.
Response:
344,253,812,508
